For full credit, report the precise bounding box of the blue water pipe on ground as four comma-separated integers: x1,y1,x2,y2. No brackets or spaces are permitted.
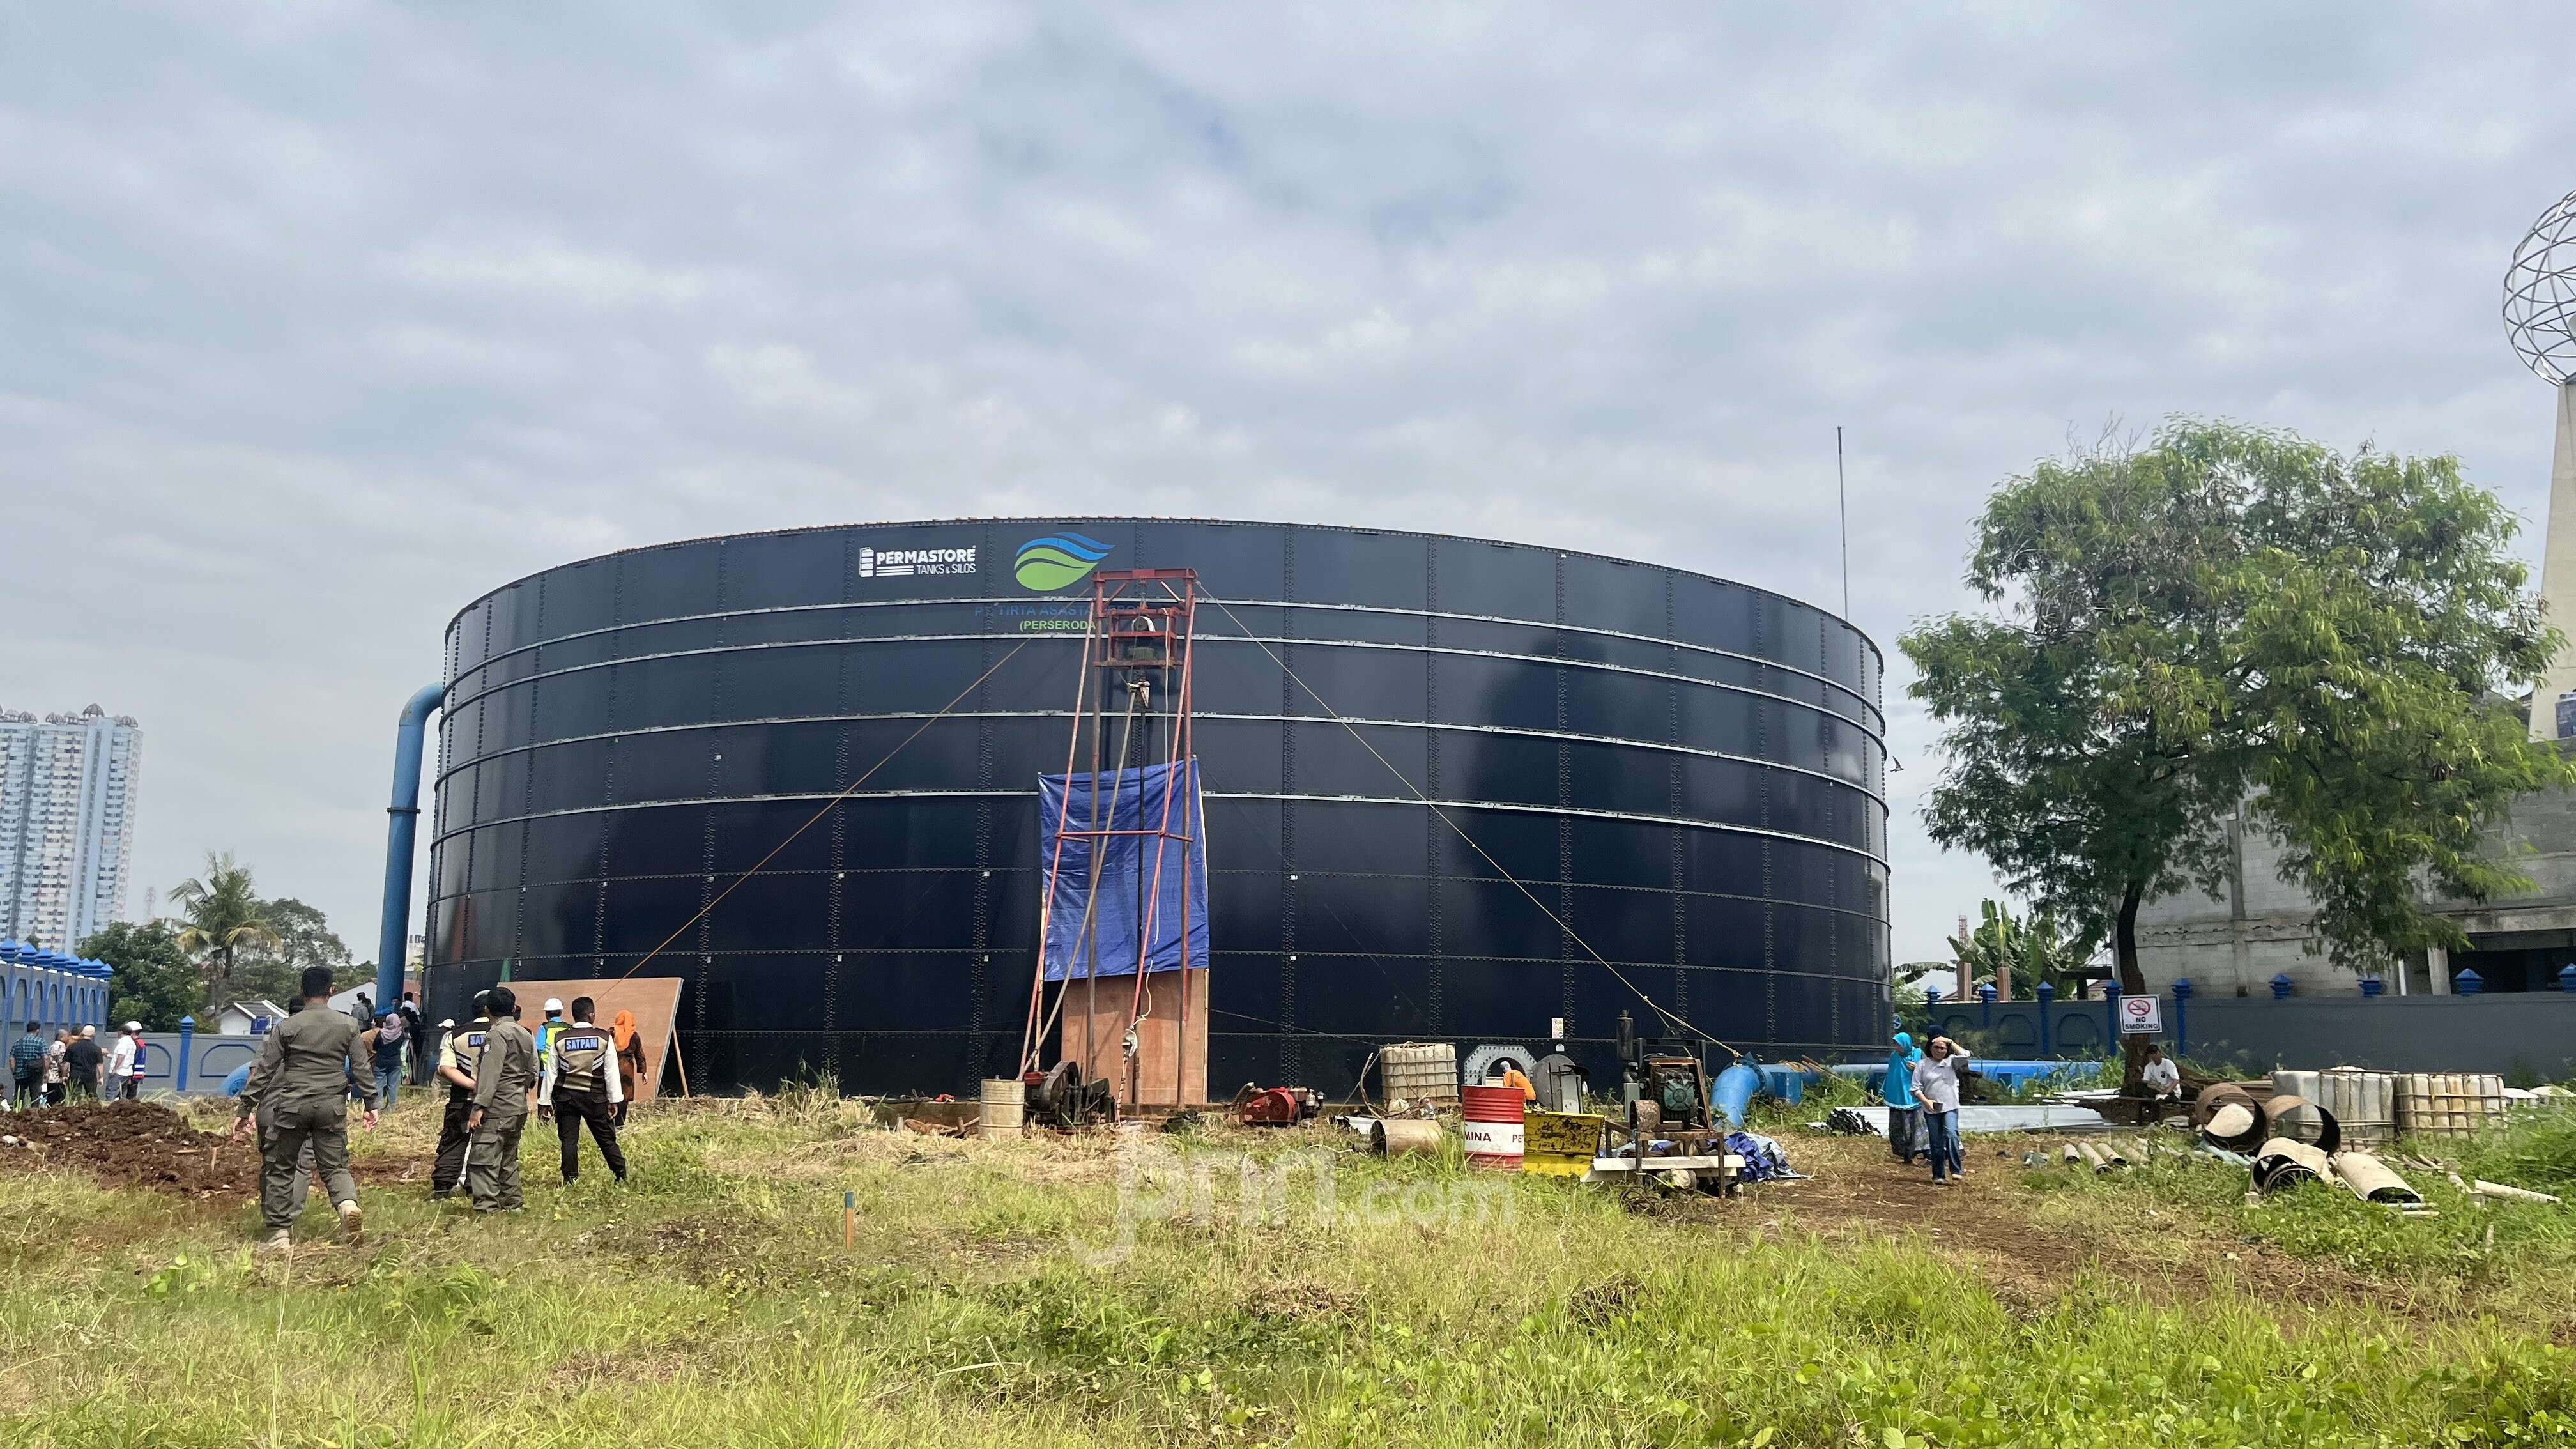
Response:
374,684,447,1018
1712,1059,1761,1126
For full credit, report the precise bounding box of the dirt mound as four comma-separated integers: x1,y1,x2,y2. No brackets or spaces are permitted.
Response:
0,1101,252,1197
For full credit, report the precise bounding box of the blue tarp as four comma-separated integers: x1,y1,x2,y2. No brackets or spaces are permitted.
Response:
1039,758,1209,983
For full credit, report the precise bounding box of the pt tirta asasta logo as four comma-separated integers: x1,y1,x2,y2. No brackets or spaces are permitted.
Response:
856,544,976,578
1013,532,1112,591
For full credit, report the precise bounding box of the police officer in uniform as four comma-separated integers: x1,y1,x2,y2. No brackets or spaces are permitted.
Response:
537,995,627,1183
230,967,379,1249
464,986,539,1213
429,992,491,1199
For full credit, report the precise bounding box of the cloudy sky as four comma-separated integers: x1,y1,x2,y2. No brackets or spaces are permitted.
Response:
6,4,2573,970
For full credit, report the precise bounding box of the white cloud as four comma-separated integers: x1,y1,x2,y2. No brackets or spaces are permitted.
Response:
0,2,2570,972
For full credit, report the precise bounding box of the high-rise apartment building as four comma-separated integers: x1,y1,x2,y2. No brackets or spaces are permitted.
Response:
0,705,143,951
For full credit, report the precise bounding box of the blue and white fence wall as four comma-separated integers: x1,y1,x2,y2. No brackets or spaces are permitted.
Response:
0,940,111,1038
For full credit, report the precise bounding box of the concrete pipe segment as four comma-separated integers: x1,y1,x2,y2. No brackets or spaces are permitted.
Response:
2328,1151,2422,1206
2260,1094,2340,1154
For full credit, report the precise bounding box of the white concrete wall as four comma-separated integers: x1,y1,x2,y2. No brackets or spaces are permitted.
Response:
2136,784,2576,995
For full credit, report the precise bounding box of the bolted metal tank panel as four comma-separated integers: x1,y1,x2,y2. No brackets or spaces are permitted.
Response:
422,518,1890,1094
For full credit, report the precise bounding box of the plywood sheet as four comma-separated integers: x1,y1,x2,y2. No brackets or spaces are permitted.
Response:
484,977,687,1104
1054,967,1208,1107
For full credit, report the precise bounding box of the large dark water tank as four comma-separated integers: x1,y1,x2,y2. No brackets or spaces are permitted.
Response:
423,519,1889,1092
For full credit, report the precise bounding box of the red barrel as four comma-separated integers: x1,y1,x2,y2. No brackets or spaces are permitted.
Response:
1460,1085,1526,1171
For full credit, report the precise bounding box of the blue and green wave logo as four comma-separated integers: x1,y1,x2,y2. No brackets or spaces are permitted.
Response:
1014,532,1112,592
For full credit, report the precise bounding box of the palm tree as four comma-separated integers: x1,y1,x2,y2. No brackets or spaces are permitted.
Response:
169,852,280,999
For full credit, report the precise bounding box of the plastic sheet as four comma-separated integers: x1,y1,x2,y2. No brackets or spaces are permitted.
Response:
1039,760,1208,982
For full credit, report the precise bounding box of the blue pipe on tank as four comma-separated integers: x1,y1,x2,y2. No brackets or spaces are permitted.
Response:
374,684,447,1019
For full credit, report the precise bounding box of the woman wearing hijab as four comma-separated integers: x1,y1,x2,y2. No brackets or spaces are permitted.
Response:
1882,1031,1924,1163
611,1009,647,1124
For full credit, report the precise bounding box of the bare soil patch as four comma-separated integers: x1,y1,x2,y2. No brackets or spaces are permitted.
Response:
0,1101,431,1202
1,1101,248,1197
1719,1133,2425,1319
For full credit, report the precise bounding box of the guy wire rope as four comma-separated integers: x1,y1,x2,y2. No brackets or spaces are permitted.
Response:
1020,615,1099,1070
1203,595,1740,1055
614,638,1039,981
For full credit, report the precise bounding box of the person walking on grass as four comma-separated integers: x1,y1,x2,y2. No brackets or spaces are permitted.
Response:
229,967,379,1251
1882,1031,1924,1165
537,996,627,1185
463,986,538,1214
12,1021,47,1108
1912,1036,1972,1185
371,1011,406,1112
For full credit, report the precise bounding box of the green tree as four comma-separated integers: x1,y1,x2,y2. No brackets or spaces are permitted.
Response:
1903,420,2573,1082
168,852,282,1000
83,919,201,1030
1945,900,2101,999
231,898,368,1007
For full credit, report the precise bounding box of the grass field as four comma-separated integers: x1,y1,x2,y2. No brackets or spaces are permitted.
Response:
3,1087,2573,1448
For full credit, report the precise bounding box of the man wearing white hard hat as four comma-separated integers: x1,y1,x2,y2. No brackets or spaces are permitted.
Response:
534,998,568,1079
108,1022,146,1100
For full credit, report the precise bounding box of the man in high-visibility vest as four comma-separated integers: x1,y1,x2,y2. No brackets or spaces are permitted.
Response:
533,998,568,1077
536,995,627,1184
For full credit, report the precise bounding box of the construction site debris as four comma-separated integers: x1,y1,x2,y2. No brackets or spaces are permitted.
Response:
2285,1069,2394,1147
2327,1151,2422,1206
1726,1130,1800,1183
2192,1081,2273,1151
2251,1137,2334,1194
2471,1179,2563,1205
2394,1073,2506,1135
1372,1119,1443,1158
2257,1094,2340,1154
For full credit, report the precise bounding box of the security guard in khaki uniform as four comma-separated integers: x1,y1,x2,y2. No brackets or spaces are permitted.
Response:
429,993,491,1199
537,995,627,1183
230,966,379,1249
463,986,539,1213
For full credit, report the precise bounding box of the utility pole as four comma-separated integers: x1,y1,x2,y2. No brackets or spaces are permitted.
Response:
1836,426,1851,619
